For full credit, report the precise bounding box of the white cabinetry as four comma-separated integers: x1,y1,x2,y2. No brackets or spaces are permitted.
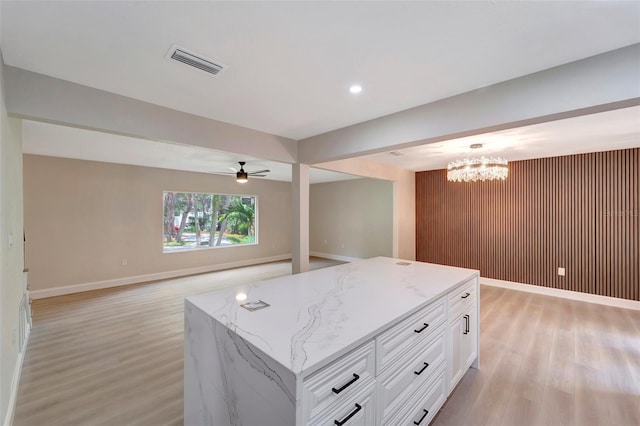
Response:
302,341,376,423
302,291,474,426
310,387,377,426
449,278,478,392
376,299,447,425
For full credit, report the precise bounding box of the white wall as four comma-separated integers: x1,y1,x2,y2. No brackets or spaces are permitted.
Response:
0,52,25,425
310,178,393,259
23,155,292,297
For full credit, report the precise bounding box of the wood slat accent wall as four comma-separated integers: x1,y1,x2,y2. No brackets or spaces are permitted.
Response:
416,148,639,301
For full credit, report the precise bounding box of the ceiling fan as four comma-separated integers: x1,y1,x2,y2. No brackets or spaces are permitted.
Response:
217,161,270,183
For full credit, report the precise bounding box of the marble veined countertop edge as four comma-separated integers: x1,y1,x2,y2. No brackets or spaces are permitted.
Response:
185,257,479,377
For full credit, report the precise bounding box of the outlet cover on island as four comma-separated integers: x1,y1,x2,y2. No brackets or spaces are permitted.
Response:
558,267,566,276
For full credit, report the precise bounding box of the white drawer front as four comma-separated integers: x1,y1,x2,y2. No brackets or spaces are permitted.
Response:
384,365,447,426
448,278,476,318
378,327,446,423
302,341,375,422
309,386,376,426
376,298,446,373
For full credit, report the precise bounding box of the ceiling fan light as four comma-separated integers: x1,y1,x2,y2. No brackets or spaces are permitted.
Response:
236,170,248,183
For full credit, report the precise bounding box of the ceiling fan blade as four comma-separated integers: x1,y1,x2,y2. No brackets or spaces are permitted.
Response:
214,171,236,175
249,169,270,175
250,174,267,177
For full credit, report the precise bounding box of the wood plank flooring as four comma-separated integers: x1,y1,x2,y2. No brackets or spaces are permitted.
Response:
434,285,640,426
14,261,640,426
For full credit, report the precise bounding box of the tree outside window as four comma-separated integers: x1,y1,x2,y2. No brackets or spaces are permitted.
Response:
163,192,257,252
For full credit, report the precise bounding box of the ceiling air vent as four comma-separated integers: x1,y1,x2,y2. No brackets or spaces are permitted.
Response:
166,45,227,77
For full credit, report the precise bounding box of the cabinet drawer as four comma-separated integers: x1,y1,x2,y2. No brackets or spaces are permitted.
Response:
309,386,376,426
448,278,476,318
384,365,447,426
376,298,446,373
378,326,446,423
302,341,375,422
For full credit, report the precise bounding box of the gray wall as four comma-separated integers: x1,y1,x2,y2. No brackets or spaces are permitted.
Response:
23,155,292,294
310,178,393,259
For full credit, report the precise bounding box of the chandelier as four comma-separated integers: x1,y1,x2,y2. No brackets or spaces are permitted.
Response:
447,144,508,182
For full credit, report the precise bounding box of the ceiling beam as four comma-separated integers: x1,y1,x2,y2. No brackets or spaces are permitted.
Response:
3,65,298,164
298,44,640,164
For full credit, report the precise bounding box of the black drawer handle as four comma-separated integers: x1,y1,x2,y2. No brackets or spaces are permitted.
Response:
461,292,470,299
334,403,362,426
413,409,429,425
463,314,469,334
414,362,429,375
414,323,429,333
332,373,360,394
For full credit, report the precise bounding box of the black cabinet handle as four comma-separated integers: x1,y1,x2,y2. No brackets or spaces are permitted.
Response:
414,362,429,375
414,323,429,333
413,409,429,425
332,373,360,394
461,292,470,299
334,403,362,426
463,314,469,334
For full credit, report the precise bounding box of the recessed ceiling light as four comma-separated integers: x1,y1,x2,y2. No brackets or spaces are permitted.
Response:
349,85,363,94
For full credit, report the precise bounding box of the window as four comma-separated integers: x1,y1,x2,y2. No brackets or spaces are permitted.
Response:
163,192,257,252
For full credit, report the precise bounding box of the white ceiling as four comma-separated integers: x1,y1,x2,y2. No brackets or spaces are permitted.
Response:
367,106,640,171
20,120,359,184
2,1,640,176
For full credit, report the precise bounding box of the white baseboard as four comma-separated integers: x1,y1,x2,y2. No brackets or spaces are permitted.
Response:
309,251,362,263
3,326,29,426
481,277,640,311
30,254,292,299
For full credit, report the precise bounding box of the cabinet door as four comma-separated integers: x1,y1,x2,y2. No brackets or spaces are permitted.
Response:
450,305,478,392
449,316,464,391
462,305,477,370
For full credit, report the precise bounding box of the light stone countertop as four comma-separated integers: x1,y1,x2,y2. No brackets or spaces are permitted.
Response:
186,256,479,377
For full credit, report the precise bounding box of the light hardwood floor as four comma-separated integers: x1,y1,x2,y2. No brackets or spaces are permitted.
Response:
15,261,640,426
435,285,640,426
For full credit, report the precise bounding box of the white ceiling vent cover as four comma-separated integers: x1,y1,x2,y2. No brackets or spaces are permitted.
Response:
165,45,227,77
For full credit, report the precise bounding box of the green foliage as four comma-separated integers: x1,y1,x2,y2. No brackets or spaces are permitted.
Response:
164,241,186,247
163,191,256,251
225,234,255,244
219,199,255,236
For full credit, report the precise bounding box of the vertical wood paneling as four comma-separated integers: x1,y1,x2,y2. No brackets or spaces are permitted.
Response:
416,148,639,302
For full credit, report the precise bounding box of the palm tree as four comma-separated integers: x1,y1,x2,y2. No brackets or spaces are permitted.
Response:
219,199,255,237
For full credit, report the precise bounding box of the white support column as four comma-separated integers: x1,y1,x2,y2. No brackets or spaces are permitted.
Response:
292,163,310,274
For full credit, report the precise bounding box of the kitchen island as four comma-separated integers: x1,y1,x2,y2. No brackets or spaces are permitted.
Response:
185,257,479,426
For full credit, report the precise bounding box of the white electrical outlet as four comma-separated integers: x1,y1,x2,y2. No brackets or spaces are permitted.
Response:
558,267,566,276
121,258,128,266
8,232,13,248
